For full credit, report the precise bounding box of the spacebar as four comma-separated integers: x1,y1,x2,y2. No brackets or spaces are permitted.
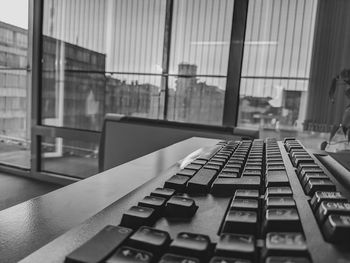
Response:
187,168,218,193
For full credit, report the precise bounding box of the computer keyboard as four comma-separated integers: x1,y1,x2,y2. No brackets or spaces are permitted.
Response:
32,138,350,262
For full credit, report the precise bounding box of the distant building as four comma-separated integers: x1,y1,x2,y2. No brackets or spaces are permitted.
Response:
105,77,161,119
174,63,224,125
0,21,28,140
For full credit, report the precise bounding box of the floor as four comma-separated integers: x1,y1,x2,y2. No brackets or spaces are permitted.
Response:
0,142,29,168
0,171,61,211
0,142,98,178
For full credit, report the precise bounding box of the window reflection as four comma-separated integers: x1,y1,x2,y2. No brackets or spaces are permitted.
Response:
42,0,166,130
238,0,318,134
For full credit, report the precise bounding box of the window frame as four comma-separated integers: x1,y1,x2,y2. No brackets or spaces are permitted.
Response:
27,0,249,182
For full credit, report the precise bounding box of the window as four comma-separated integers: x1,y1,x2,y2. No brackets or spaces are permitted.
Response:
42,0,167,130
0,0,30,168
36,0,338,180
167,0,234,125
238,0,320,147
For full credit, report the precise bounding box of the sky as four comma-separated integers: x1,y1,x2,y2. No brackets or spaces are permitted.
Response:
0,0,28,29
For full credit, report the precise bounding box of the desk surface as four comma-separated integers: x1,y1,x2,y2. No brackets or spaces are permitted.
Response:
0,137,219,263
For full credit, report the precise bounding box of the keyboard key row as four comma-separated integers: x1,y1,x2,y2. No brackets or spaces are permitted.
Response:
66,225,310,263
284,138,350,244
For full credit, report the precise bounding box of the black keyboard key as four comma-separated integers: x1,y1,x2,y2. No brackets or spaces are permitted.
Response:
208,161,225,167
304,179,336,196
301,173,328,187
267,166,286,171
197,145,222,160
264,232,308,257
187,168,218,193
210,256,251,263
222,210,257,235
191,159,207,165
169,232,211,259
177,169,197,177
231,157,245,162
266,187,293,197
225,163,242,170
165,196,197,217
322,214,350,243
231,198,259,212
265,197,296,209
284,137,296,143
229,177,261,191
245,161,262,167
298,168,324,180
164,175,191,192
294,155,315,167
296,163,319,173
235,189,259,199
205,164,222,171
211,157,227,164
263,209,301,233
265,256,311,263
245,165,262,170
289,149,306,156
215,233,255,260
293,157,314,167
120,206,156,229
292,152,310,160
151,188,175,200
127,226,170,254
266,170,289,187
185,163,203,171
222,167,240,174
242,169,262,177
65,225,133,263
106,246,152,263
159,253,200,263
218,171,240,178
215,154,230,160
138,196,166,211
316,201,350,223
219,150,232,156
211,177,237,196
310,191,347,211
267,162,284,167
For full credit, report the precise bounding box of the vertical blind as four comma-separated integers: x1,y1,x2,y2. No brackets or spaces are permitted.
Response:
241,0,318,97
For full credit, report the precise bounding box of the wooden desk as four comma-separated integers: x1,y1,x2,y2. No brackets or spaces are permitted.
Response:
0,137,219,263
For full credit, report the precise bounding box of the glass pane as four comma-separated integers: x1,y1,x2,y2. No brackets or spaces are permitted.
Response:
0,0,30,168
167,75,226,125
41,136,98,178
41,70,163,130
169,0,234,76
106,74,163,119
42,0,166,130
41,70,105,131
237,0,326,149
